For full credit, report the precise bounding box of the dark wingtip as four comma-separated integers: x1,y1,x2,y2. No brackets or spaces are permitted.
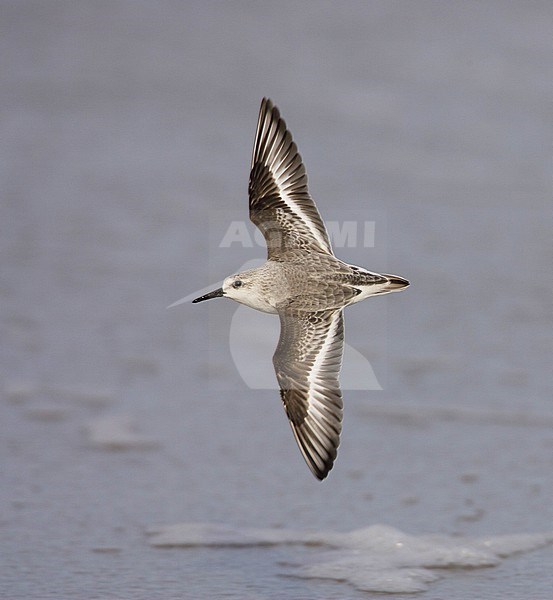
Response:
314,467,331,481
261,97,280,121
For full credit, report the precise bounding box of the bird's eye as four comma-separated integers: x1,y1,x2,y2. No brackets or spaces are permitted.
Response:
232,280,242,289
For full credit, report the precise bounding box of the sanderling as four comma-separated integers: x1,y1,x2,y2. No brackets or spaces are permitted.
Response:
192,98,409,480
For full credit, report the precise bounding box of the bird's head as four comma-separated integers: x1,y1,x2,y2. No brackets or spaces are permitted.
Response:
192,272,254,304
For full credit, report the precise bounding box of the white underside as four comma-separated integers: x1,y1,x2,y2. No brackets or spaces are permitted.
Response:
232,293,278,314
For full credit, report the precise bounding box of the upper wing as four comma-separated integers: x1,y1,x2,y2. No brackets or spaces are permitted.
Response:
248,98,333,259
273,309,344,480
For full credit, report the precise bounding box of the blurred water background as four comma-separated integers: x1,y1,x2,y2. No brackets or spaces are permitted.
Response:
1,1,552,598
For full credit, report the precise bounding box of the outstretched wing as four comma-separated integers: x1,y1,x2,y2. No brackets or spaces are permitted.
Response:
249,98,333,259
273,309,344,480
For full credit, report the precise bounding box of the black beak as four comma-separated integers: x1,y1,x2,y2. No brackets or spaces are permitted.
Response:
192,287,224,303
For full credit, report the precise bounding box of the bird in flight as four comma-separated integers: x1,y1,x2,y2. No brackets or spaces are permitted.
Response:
193,98,409,480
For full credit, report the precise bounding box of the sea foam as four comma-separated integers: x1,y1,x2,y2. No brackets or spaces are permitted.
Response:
147,522,553,594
